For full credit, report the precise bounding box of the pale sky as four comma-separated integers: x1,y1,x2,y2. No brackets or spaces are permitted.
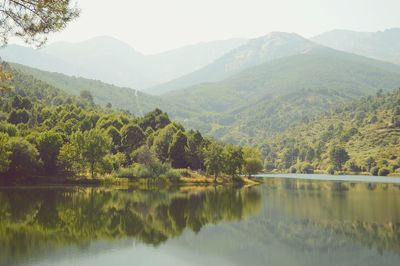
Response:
43,0,400,54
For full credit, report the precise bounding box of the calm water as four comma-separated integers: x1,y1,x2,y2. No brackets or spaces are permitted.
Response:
1,179,400,266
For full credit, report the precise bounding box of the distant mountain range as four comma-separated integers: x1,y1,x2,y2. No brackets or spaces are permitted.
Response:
5,29,400,144
312,28,400,65
148,32,319,94
0,36,247,89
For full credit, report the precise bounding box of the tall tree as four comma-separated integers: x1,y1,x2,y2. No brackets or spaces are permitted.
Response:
329,146,350,171
37,131,63,174
244,158,263,177
121,124,145,154
168,130,188,168
203,141,224,182
185,130,204,170
71,129,111,178
223,144,244,178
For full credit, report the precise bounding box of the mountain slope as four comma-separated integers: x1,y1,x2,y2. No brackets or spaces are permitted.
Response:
164,51,400,143
0,37,246,90
312,28,400,65
148,32,319,94
10,63,192,117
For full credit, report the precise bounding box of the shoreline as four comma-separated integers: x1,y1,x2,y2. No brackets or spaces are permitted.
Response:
256,173,400,184
0,175,262,187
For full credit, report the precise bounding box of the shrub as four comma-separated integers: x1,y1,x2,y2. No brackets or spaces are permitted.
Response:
370,166,380,176
300,163,314,174
160,169,181,183
290,166,297,173
327,166,335,175
378,168,391,176
115,167,136,179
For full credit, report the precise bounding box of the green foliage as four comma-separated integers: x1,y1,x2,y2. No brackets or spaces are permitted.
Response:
378,168,391,176
168,130,188,168
223,144,245,177
0,0,79,47
329,147,350,171
0,62,258,181
37,131,63,174
71,129,112,178
263,91,400,175
121,123,145,154
6,138,41,177
244,158,264,176
204,141,224,180
0,133,11,173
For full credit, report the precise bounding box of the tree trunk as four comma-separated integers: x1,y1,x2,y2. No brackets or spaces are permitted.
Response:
90,163,94,178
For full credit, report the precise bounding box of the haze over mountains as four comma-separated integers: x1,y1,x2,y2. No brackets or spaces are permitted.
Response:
3,28,400,144
0,37,247,89
312,28,400,65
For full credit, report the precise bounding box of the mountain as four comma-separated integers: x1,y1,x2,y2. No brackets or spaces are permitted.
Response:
0,37,246,90
10,63,192,117
148,32,319,94
263,90,400,176
163,48,400,144
0,44,86,76
41,36,154,88
312,28,400,65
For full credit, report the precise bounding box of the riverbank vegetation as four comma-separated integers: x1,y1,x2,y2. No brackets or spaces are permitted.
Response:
261,90,400,176
0,64,263,184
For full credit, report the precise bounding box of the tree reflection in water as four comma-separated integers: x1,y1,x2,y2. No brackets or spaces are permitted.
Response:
0,186,261,264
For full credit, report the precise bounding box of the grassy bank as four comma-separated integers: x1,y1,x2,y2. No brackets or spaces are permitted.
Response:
0,169,262,187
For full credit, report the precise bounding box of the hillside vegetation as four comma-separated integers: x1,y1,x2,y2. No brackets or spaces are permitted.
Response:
165,53,400,143
10,62,193,118
261,90,400,176
0,63,262,183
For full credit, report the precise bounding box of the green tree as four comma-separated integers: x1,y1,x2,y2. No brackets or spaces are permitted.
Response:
37,131,63,174
223,144,244,178
8,109,30,124
121,124,145,154
75,129,112,178
365,157,376,172
244,158,263,176
203,141,224,182
185,130,204,170
151,124,177,162
329,146,350,171
168,130,188,168
107,126,121,151
7,138,41,176
0,133,10,173
139,108,170,131
57,142,80,174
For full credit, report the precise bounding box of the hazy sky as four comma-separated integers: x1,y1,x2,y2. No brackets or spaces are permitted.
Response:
43,0,400,54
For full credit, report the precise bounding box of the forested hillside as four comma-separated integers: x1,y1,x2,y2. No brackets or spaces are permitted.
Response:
0,63,262,182
261,90,400,176
10,63,193,118
165,53,400,143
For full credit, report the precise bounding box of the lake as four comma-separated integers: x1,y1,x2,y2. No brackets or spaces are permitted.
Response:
1,179,400,266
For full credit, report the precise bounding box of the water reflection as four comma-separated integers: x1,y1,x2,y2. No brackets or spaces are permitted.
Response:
1,180,400,266
0,186,261,265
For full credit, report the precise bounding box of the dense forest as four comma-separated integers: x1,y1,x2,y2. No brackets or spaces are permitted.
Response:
262,90,400,176
0,64,263,183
